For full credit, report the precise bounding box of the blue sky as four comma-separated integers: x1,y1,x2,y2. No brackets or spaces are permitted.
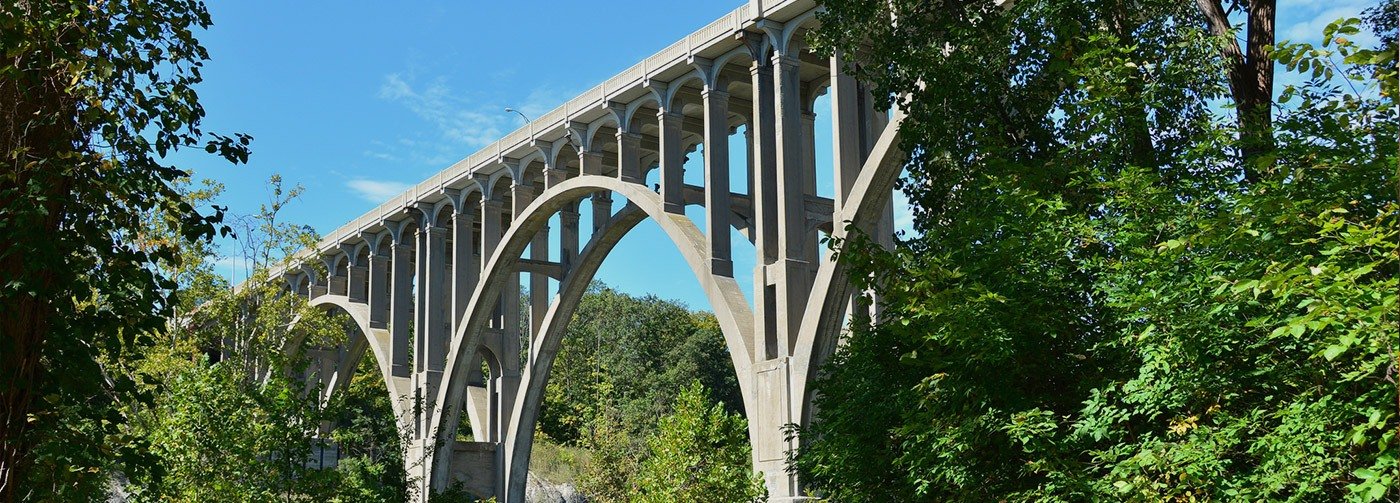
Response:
182,0,1377,311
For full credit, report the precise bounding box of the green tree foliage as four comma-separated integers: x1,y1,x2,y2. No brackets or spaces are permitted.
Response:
130,365,339,502
536,284,752,499
797,0,1397,501
123,176,410,501
330,357,409,503
539,283,742,444
632,381,764,503
0,1,251,498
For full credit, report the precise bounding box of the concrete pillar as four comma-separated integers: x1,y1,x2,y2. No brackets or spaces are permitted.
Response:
801,108,819,263
480,193,505,329
579,150,604,176
750,55,780,361
580,146,611,237
421,225,449,371
452,211,477,336
560,202,580,273
704,87,733,277
390,237,414,378
367,249,389,328
414,222,448,441
745,125,755,198
830,52,862,210
591,192,612,233
513,182,548,354
658,110,685,214
414,227,429,373
348,263,368,303
616,130,643,184
328,269,348,297
771,48,810,358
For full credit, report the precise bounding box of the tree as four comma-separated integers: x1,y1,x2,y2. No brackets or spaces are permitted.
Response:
631,381,764,503
0,1,250,498
797,0,1396,500
539,283,742,445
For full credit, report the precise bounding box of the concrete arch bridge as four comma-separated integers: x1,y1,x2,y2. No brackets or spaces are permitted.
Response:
258,1,904,500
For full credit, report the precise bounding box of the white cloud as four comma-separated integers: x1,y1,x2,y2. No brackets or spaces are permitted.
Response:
1282,2,1374,44
346,178,412,203
377,73,578,152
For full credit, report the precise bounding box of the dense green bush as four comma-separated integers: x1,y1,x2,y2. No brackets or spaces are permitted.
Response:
797,0,1397,501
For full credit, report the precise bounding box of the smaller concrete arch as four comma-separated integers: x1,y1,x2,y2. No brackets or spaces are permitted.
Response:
284,271,309,296
361,230,393,257
623,86,664,130
326,249,351,274
547,137,576,170
517,147,548,174
762,8,821,57
804,76,832,113
584,114,619,151
387,217,419,245
711,46,756,84
348,241,371,265
485,165,518,196
664,67,709,112
297,295,412,430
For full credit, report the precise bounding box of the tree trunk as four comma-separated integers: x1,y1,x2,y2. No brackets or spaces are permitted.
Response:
1196,0,1276,179
0,10,77,498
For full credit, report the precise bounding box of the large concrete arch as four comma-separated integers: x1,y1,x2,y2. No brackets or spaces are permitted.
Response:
429,175,758,489
497,204,648,501
791,110,905,427
285,295,412,428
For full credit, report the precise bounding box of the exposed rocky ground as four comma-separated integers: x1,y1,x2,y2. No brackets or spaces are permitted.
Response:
526,472,586,503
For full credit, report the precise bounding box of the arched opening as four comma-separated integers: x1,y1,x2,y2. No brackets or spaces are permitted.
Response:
281,298,411,492
430,176,758,501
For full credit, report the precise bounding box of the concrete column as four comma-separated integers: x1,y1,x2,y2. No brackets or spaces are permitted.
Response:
367,250,389,328
513,182,548,352
390,238,414,377
560,201,580,273
750,56,780,360
800,109,820,271
658,110,685,214
508,183,530,361
414,222,448,443
421,225,448,372
579,150,604,176
452,211,476,336
703,88,733,277
745,125,755,198
528,227,548,345
616,130,643,184
310,275,329,298
480,195,505,329
328,269,348,297
591,192,612,233
414,228,429,373
543,167,568,191
830,52,862,210
771,49,810,357
348,263,368,302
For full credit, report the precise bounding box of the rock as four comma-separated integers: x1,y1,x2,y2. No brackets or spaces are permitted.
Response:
525,471,587,503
